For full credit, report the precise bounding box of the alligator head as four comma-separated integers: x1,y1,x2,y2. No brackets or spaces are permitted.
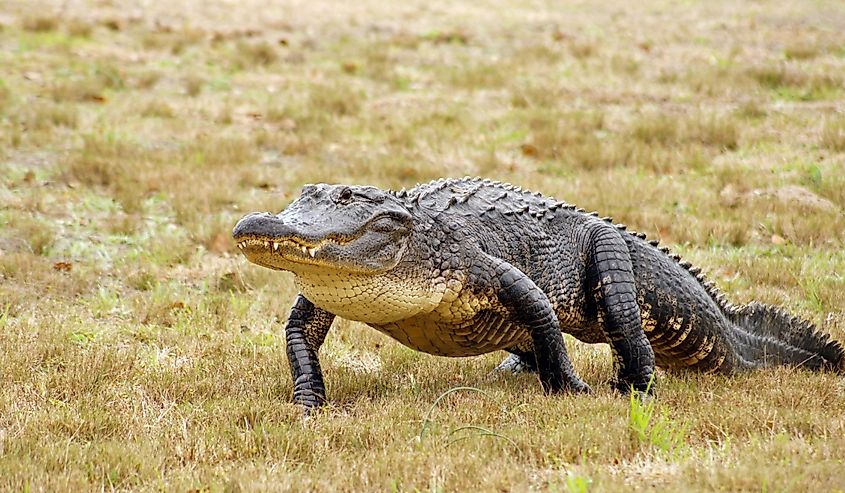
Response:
232,184,414,276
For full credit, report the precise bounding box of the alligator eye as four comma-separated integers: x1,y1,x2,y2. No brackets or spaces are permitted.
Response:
370,216,398,233
337,187,353,203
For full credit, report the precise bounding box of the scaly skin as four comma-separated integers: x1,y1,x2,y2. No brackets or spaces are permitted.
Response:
233,177,845,410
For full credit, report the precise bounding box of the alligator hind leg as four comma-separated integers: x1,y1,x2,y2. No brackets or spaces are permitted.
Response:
494,350,538,374
586,224,656,394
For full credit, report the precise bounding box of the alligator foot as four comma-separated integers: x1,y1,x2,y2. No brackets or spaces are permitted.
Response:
611,372,655,397
493,353,537,374
492,353,592,394
568,378,593,394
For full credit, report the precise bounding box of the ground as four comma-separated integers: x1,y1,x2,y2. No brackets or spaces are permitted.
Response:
1,0,845,491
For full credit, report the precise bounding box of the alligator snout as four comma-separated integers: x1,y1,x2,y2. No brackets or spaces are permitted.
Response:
232,212,283,239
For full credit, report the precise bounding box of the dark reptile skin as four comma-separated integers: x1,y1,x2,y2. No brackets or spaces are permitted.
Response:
286,295,334,409
239,177,845,409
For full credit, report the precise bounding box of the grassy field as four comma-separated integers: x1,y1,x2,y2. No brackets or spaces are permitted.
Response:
2,0,845,490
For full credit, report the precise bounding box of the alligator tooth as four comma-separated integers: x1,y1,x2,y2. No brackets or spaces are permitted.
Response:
308,247,316,257
237,242,245,249
265,241,271,248
273,242,280,251
301,245,308,254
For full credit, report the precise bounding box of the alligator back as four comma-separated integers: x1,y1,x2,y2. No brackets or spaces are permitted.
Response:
400,178,844,373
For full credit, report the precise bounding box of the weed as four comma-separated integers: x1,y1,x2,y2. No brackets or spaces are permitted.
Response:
69,329,99,346
564,472,593,493
419,386,502,440
628,379,688,457
445,424,520,450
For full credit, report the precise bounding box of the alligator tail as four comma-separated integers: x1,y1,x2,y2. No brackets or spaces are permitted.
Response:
727,302,845,373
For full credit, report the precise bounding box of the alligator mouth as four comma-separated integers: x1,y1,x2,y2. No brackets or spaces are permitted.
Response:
235,235,353,266
238,237,320,257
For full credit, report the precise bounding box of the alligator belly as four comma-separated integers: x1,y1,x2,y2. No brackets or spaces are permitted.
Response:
369,312,531,357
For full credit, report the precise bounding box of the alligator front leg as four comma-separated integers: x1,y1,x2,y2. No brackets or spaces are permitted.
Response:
585,224,655,394
488,258,591,394
285,294,335,410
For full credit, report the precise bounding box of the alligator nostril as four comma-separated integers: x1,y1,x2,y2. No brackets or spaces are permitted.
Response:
233,211,299,240
233,212,272,238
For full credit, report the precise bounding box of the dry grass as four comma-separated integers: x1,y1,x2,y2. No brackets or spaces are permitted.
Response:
821,117,845,152
1,0,845,491
20,13,59,33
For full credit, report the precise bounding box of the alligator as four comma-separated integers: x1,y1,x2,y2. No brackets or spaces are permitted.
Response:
232,177,845,409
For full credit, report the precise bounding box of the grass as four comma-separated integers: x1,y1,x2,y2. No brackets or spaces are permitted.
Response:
821,117,845,152
628,379,688,458
1,0,845,491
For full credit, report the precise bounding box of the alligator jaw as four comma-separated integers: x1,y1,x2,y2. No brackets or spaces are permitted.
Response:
235,235,353,268
238,237,314,256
